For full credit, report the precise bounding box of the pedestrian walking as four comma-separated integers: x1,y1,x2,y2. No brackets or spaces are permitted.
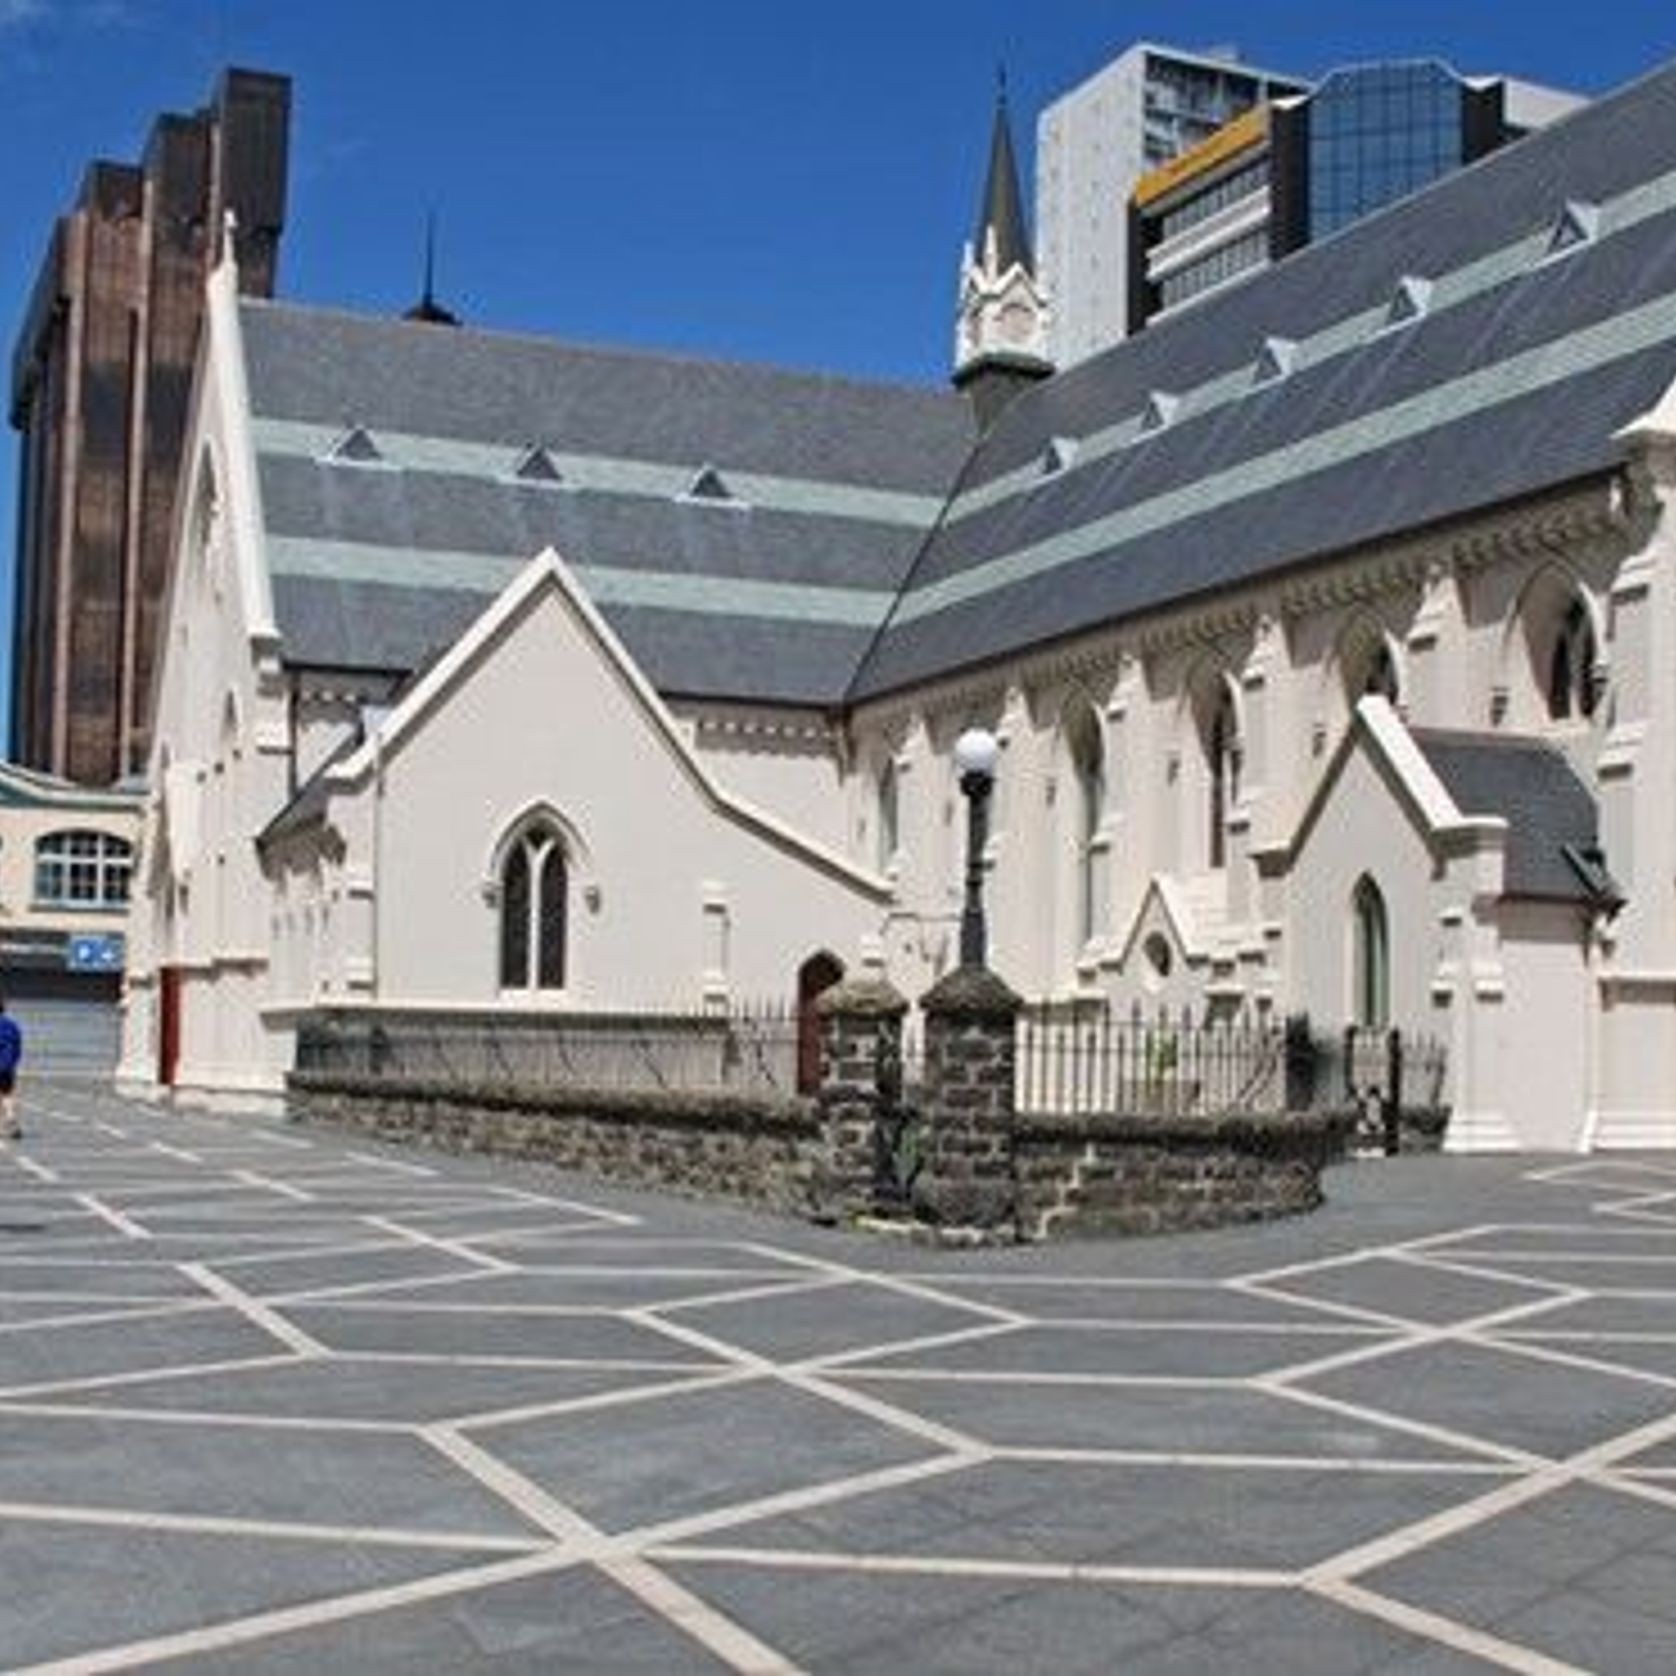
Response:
0,997,23,1141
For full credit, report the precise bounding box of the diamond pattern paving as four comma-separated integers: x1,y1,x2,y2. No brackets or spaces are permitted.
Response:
5,1091,1676,1671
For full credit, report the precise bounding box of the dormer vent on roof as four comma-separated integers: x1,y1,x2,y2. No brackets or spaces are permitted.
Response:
1252,337,1297,388
511,444,564,485
1137,391,1180,438
683,465,745,507
326,425,384,465
1035,436,1078,480
1548,200,1600,258
1385,275,1434,329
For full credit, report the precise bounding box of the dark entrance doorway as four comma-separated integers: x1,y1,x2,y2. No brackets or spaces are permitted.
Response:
158,967,182,1087
795,951,844,1094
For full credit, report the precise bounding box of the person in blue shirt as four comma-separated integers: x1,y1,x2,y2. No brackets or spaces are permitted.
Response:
0,997,22,1141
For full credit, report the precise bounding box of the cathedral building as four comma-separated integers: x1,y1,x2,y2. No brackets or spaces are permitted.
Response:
119,62,1676,1152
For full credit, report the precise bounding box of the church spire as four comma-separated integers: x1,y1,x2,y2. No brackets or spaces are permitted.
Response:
954,70,1052,427
975,68,1032,275
403,212,461,327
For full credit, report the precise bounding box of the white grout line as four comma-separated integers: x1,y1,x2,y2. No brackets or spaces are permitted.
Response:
0,1352,305,1402
1258,1287,1583,1388
424,1427,802,1673
993,1446,1520,1476
635,1306,990,1457
1258,1381,1547,1469
149,1142,202,1164
1303,1402,1676,1587
8,1549,576,1676
180,1263,331,1358
11,1154,60,1184
0,1496,542,1553
1306,1576,1579,1675
460,1368,761,1434
72,1193,151,1239
344,1151,437,1177
646,1542,1293,1591
0,1398,420,1435
361,1215,515,1273
231,1168,316,1203
0,1298,218,1337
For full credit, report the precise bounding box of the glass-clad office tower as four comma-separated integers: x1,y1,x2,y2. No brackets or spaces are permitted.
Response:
1126,60,1581,334
1305,61,1500,239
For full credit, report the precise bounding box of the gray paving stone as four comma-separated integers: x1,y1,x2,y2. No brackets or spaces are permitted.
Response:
1368,1483,1676,1672
0,1521,500,1669
666,1278,996,1362
279,1303,722,1364
843,1321,1378,1379
819,1374,1511,1461
147,1564,732,1673
1258,1255,1560,1327
15,1355,691,1424
708,1458,1492,1570
1305,1338,1676,1459
0,1410,548,1539
480,1380,936,1534
0,1306,285,1390
9,1090,1676,1674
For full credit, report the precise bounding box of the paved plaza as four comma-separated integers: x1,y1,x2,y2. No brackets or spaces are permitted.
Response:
3,1091,1676,1671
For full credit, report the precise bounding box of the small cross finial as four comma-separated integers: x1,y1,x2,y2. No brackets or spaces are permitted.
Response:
996,63,1008,105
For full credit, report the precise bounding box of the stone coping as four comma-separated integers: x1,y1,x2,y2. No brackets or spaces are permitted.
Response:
1016,1109,1348,1146
286,1071,816,1134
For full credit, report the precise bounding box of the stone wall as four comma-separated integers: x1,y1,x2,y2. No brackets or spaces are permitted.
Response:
1016,1110,1346,1240
287,1072,821,1216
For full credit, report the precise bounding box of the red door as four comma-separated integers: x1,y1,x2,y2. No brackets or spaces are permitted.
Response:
158,967,182,1087
796,953,844,1095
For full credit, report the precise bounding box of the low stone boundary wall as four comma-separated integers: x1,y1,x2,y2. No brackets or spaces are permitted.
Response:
287,1072,821,1216
1016,1110,1346,1241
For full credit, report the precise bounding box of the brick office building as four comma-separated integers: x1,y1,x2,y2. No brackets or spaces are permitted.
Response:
8,68,290,786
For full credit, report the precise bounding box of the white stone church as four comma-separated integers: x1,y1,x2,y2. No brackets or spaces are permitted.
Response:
120,62,1676,1153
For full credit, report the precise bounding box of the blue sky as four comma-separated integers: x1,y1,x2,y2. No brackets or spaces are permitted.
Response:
6,0,1676,753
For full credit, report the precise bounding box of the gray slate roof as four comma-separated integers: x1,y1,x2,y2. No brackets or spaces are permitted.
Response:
240,55,1676,712
240,304,974,703
1414,731,1608,903
852,57,1676,696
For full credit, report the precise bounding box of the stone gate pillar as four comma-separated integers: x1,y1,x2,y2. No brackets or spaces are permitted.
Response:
915,965,1023,1233
814,975,908,1220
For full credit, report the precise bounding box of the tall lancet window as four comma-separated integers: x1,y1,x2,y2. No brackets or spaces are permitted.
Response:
876,758,900,872
499,823,567,990
1547,598,1599,722
1065,700,1105,945
1207,683,1240,871
1352,875,1390,1029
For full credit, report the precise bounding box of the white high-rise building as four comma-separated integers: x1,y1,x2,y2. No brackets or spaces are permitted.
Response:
1036,42,1305,365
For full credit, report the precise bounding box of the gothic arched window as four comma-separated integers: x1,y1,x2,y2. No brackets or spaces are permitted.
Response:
1352,875,1390,1029
1065,700,1106,944
1206,683,1240,871
876,757,900,871
1546,599,1599,722
499,824,567,990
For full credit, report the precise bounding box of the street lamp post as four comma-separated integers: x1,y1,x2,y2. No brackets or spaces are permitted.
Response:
954,727,1000,968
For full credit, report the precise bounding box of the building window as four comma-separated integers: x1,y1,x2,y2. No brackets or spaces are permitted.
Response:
1206,684,1240,871
876,758,900,871
1352,876,1390,1028
1547,599,1599,721
1065,700,1105,944
499,824,567,990
34,830,132,908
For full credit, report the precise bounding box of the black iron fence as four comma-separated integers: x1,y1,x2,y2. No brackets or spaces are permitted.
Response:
1302,1023,1451,1154
294,1003,802,1097
1016,1003,1286,1118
